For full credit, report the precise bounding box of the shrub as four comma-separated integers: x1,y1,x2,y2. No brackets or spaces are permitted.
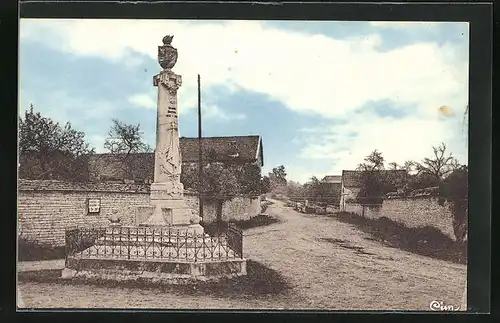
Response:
18,236,65,261
203,214,279,233
439,167,468,243
332,211,466,264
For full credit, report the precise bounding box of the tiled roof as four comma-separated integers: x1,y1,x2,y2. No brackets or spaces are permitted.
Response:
18,179,151,193
179,135,262,164
87,135,263,181
322,175,342,183
341,170,407,188
17,179,198,194
89,135,261,163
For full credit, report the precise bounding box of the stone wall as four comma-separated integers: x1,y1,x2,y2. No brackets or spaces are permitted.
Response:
18,180,260,247
343,196,455,240
223,196,261,222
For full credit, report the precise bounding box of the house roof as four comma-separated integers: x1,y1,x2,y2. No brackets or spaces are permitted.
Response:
87,136,263,181
322,175,342,183
341,170,407,188
179,135,263,165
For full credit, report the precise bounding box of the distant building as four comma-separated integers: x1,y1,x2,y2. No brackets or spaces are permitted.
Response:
87,135,264,184
320,175,342,205
340,170,407,210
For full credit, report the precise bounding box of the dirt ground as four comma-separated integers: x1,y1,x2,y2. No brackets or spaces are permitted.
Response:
17,199,467,310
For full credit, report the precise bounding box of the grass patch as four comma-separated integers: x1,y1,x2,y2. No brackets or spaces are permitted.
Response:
332,212,467,264
18,238,66,261
203,214,280,235
18,260,292,299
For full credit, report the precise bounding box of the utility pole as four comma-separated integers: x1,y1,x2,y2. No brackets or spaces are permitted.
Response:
198,74,204,221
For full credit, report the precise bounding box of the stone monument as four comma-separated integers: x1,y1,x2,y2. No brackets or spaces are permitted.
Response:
138,35,203,235
60,35,246,283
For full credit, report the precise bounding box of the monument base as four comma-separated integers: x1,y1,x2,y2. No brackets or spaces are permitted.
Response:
136,182,200,230
187,223,204,235
137,203,193,227
61,257,247,284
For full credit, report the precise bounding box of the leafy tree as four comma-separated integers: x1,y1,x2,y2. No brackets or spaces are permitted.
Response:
407,172,441,191
439,166,468,243
267,165,288,198
302,176,332,204
18,104,95,181
102,119,152,181
285,180,305,202
205,163,240,201
234,164,263,195
269,165,287,186
356,150,386,204
260,176,271,194
182,162,239,201
180,163,198,190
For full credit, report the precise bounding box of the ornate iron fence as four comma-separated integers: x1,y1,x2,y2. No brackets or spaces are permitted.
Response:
65,225,243,262
226,223,243,258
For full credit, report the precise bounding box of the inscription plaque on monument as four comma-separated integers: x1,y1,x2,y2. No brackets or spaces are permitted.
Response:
87,198,101,214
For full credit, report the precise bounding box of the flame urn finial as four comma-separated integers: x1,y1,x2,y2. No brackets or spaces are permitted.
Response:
163,35,174,45
158,34,177,70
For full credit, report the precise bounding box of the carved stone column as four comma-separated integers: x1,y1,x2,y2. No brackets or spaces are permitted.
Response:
138,35,203,233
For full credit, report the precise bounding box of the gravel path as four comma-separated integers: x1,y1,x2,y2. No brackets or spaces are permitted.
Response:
243,199,467,310
17,199,467,310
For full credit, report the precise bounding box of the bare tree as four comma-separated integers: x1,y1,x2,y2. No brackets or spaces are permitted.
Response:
387,162,399,170
103,119,152,182
414,143,459,180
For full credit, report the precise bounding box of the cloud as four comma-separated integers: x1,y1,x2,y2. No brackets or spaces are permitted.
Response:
297,110,468,176
87,134,108,153
369,21,443,29
19,19,468,120
204,104,246,121
19,19,469,183
128,93,156,109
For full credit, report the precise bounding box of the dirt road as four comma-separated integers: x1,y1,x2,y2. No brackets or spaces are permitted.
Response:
17,199,466,310
243,199,467,310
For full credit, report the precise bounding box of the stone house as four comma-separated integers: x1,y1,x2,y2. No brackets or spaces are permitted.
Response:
320,175,342,205
87,135,265,222
339,170,407,210
87,135,264,183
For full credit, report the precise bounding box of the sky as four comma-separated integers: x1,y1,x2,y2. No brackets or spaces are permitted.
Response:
19,19,469,184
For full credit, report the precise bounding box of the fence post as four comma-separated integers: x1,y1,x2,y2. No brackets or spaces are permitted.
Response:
194,233,198,262
64,229,69,266
240,227,243,259
127,227,131,260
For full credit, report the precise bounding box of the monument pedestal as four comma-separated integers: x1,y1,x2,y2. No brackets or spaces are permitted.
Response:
60,34,245,285
137,182,203,234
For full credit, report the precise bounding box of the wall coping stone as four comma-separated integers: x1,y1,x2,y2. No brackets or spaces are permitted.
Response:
18,179,260,198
